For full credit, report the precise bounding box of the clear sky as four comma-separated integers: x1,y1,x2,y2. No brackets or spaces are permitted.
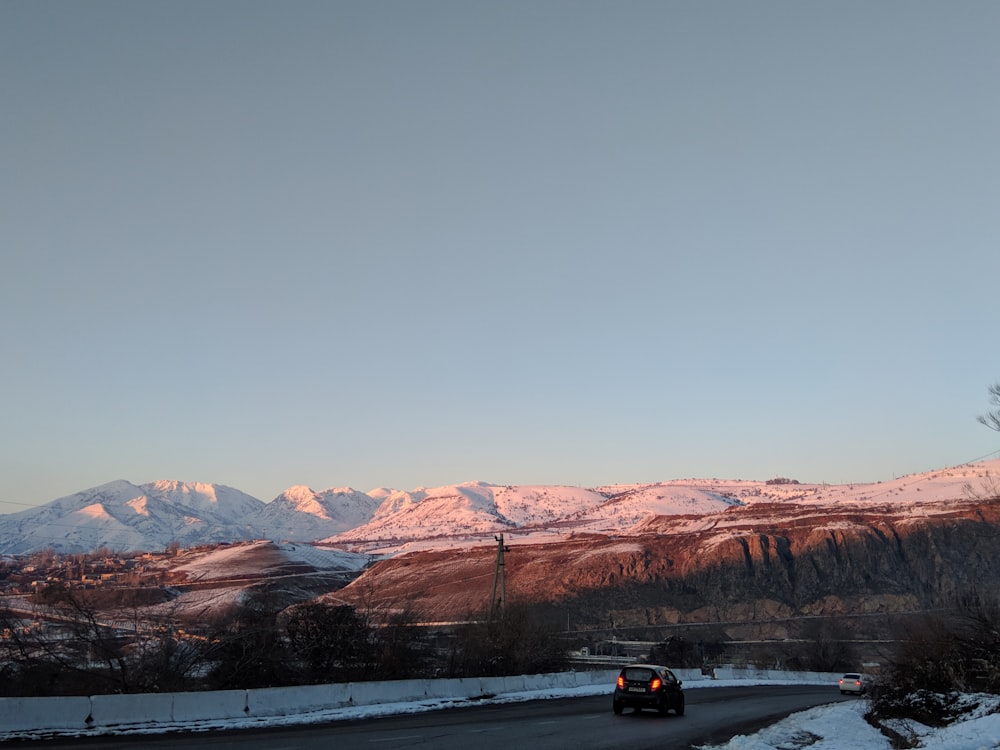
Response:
2,1,999,511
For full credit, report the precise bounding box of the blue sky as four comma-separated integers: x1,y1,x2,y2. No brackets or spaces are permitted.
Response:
2,1,999,511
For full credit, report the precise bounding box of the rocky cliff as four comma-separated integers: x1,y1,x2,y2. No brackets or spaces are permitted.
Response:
335,495,1000,639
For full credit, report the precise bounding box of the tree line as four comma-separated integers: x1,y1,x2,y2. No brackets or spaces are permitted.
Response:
0,582,568,697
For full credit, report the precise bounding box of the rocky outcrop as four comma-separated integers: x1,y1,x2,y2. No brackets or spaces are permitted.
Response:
335,497,1000,634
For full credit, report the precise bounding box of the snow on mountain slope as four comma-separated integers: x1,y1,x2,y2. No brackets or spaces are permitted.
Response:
328,458,1000,554
142,480,264,518
0,480,266,554
776,461,997,507
367,486,405,505
333,482,515,542
255,486,379,541
2,458,996,555
643,460,999,509
491,485,608,526
56,500,149,553
333,482,653,545
369,488,430,520
575,483,745,531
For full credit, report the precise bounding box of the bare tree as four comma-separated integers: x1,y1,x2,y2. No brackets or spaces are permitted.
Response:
33,582,132,693
284,602,372,682
202,585,293,690
964,381,1000,503
448,602,568,677
0,605,65,696
797,619,856,673
0,581,218,697
977,380,1000,432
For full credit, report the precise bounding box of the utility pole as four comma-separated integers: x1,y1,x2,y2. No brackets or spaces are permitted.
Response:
490,534,510,621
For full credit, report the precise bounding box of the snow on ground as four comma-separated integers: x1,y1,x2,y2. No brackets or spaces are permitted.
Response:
694,691,1000,750
693,700,886,749
143,586,245,618
273,541,369,571
167,540,367,580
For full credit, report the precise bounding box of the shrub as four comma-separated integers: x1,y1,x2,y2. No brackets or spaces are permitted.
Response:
869,594,1000,727
448,602,568,677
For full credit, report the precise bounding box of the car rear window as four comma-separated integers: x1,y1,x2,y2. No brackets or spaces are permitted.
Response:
843,673,861,679
624,668,655,681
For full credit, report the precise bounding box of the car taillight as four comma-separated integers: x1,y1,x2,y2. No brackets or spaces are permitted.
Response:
650,678,662,690
617,676,625,689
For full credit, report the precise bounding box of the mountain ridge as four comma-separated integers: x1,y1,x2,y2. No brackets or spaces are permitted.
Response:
1,459,997,555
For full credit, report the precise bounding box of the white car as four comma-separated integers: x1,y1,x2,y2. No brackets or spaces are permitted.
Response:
839,672,869,695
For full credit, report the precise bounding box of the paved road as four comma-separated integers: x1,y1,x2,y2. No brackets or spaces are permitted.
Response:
19,685,855,750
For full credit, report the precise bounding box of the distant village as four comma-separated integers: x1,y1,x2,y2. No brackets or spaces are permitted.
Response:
0,542,241,594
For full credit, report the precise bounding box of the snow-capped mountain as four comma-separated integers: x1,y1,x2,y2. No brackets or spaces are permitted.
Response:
0,480,266,554
1,458,997,555
333,481,620,545
347,482,520,542
327,460,1000,553
254,486,380,542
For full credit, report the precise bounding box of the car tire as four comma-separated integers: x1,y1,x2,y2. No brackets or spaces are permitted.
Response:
612,700,623,715
675,697,685,716
657,698,669,716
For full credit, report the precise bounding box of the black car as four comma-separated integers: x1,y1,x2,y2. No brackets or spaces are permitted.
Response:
612,664,685,716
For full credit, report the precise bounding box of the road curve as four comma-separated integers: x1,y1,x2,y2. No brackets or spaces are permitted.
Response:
18,685,856,750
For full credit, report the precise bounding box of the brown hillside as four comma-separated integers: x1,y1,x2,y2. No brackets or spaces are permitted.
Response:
333,497,1000,637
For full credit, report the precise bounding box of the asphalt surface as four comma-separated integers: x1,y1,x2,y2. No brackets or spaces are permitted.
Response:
12,685,856,750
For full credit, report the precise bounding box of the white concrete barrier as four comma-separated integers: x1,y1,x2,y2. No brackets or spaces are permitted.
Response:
705,667,837,684
499,674,527,694
0,696,91,733
573,668,618,688
768,669,838,685
521,672,571,691
172,688,248,723
346,678,422,708
90,692,174,728
423,676,485,700
246,683,350,718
